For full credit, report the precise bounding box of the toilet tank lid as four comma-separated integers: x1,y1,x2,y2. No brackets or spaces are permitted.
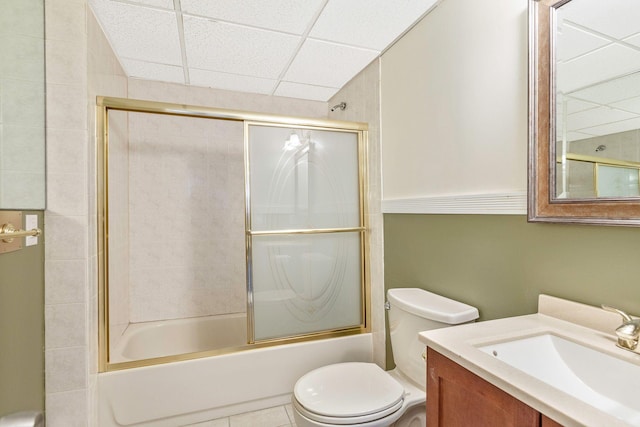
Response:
387,288,479,324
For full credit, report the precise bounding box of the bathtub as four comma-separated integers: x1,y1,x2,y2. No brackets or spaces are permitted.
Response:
111,313,247,363
99,315,373,426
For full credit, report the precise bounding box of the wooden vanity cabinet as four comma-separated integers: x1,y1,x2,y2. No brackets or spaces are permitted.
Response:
426,347,564,427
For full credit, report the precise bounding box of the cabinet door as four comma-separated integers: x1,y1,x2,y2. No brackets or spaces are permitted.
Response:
427,348,540,427
542,415,564,427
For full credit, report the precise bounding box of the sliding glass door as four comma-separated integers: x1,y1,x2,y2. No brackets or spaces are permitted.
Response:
246,124,366,342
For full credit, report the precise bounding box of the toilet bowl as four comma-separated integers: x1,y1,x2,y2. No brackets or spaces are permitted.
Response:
293,363,424,427
292,288,479,427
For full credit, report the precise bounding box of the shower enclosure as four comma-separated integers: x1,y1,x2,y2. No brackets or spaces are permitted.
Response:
97,97,369,371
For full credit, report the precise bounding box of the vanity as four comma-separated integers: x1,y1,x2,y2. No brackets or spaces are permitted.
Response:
420,295,640,427
426,348,561,427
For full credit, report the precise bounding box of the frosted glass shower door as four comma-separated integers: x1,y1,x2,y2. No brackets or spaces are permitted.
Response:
247,124,365,341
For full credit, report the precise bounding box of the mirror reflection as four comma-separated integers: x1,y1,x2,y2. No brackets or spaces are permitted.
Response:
0,0,46,209
554,0,640,199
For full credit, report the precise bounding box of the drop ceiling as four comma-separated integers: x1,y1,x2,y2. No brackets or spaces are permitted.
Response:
89,0,439,102
556,0,640,141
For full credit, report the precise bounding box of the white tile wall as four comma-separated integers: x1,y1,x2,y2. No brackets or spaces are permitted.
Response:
115,113,245,322
45,0,127,425
44,2,90,426
327,59,385,368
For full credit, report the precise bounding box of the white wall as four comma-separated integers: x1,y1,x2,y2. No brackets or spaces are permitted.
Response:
380,0,529,200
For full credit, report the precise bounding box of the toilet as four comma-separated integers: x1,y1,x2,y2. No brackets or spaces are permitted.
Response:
292,288,479,427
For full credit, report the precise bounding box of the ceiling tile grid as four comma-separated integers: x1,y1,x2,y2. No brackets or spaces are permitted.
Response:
582,116,640,138
122,58,185,84
612,97,640,115
557,45,640,94
180,0,326,35
557,0,640,40
89,0,438,101
571,72,640,105
282,39,379,88
566,106,636,132
183,15,300,78
309,0,435,50
555,23,609,62
274,81,339,102
90,0,183,65
189,68,276,95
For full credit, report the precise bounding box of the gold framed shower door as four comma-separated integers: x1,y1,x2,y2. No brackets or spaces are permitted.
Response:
96,96,370,372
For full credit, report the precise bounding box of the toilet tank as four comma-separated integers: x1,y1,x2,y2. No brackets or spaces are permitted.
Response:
387,288,479,389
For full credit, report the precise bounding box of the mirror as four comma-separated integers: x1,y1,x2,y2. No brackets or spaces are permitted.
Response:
0,0,46,209
529,0,640,225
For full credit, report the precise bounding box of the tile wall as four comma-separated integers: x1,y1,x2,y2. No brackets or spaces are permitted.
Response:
327,60,384,367
125,113,246,322
565,129,640,198
45,0,127,425
44,0,89,424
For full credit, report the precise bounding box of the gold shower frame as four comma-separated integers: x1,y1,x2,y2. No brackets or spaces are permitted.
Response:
96,96,370,372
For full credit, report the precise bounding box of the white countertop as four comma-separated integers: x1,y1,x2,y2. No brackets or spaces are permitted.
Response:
419,295,640,427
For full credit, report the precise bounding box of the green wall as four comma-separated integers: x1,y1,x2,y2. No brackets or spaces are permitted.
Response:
0,211,44,416
384,214,640,365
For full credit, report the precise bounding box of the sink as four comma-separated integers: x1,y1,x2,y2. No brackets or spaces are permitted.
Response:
478,333,640,425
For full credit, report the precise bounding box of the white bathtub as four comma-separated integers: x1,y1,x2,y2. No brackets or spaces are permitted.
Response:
99,315,373,426
111,313,247,362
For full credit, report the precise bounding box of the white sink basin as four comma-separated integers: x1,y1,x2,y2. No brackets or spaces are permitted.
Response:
479,333,640,426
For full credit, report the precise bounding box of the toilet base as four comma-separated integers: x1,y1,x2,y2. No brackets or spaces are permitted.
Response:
390,404,425,427
292,401,425,427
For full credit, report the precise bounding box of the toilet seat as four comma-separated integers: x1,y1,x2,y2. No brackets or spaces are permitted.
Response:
293,362,405,425
293,398,403,425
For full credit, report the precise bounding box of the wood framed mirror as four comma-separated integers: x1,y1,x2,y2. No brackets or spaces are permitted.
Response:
529,0,640,226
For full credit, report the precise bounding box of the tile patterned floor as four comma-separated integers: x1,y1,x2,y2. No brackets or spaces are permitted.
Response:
184,404,297,427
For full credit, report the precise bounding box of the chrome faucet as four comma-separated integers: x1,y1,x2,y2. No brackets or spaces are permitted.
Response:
602,305,640,351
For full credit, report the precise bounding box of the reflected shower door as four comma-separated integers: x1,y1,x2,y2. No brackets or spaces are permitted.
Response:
247,124,365,341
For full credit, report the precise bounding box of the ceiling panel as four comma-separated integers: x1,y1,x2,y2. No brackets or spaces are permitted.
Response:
567,106,636,131
189,68,276,94
567,131,597,142
557,44,640,93
283,39,378,88
89,0,182,65
183,15,300,79
122,59,185,84
611,96,640,115
89,0,434,101
581,116,640,137
625,33,640,49
181,0,325,35
565,98,599,115
571,72,640,104
558,0,640,39
125,0,173,9
556,23,610,62
274,81,339,102
310,0,437,50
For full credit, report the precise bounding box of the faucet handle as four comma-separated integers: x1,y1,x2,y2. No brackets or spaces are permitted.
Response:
602,305,639,351
617,320,640,340
602,305,633,322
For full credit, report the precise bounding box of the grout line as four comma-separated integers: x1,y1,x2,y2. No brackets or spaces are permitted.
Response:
173,0,190,85
269,0,330,96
